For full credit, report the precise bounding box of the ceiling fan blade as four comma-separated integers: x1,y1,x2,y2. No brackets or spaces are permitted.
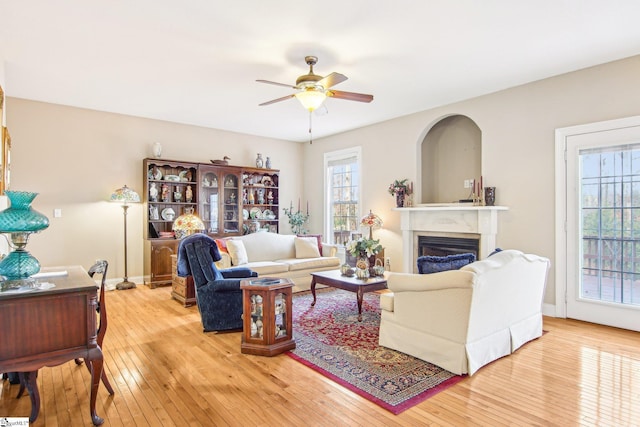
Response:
327,90,374,103
317,72,347,89
259,94,295,106
256,79,297,89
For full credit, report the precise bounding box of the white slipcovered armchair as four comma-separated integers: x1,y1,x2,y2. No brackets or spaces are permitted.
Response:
379,249,550,375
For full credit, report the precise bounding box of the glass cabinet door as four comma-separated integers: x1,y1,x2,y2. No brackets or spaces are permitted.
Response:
274,292,287,338
198,168,220,233
223,172,240,233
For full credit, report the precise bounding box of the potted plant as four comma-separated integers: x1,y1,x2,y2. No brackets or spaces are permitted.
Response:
346,237,383,271
283,205,309,235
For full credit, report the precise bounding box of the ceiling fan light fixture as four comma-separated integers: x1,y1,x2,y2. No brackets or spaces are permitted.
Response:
295,88,326,112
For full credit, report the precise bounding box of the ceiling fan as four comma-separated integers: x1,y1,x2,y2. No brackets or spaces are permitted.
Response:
257,56,374,112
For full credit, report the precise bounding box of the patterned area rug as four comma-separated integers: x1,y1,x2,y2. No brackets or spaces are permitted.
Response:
287,289,464,414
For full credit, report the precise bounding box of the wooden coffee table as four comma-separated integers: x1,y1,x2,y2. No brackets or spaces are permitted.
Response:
310,270,388,321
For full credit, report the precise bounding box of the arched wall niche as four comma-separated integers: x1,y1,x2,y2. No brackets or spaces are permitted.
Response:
419,114,481,204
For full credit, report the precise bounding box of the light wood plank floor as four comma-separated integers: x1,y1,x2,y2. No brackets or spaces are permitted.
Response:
2,285,639,426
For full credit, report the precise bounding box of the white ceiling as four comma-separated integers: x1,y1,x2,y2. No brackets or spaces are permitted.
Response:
2,1,640,142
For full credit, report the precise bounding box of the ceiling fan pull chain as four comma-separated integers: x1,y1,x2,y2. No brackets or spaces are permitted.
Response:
309,111,313,144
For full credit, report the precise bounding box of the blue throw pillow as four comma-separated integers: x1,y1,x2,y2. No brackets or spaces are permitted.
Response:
417,253,476,274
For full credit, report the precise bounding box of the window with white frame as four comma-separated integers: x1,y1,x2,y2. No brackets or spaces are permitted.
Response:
324,147,361,245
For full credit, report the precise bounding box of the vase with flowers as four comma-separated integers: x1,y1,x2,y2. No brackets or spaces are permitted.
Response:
388,179,413,207
346,237,383,273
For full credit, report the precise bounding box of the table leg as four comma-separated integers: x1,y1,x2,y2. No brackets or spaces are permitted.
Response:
310,277,317,307
88,355,105,426
356,287,364,322
19,371,40,423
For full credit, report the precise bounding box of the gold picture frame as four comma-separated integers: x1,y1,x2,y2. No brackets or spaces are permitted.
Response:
0,85,4,194
1,126,10,195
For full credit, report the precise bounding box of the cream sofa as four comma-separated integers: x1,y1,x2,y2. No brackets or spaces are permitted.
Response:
379,249,550,376
216,232,340,292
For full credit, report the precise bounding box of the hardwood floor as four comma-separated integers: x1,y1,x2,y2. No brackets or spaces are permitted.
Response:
2,285,639,426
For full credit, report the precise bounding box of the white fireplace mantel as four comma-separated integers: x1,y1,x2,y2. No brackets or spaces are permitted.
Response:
392,204,508,273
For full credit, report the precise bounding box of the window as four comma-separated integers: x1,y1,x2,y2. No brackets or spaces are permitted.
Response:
580,144,640,306
324,147,361,245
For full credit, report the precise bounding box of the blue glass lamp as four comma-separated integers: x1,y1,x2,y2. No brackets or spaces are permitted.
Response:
0,191,50,284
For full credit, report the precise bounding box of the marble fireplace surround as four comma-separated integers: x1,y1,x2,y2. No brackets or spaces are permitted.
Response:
393,204,508,273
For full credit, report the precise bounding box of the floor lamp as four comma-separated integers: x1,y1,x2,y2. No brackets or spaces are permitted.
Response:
110,185,140,290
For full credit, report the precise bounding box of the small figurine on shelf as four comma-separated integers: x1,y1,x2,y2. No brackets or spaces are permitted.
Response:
185,185,193,203
149,206,159,220
174,189,182,202
149,182,158,202
161,183,170,202
267,190,274,205
257,188,265,204
242,188,248,204
229,192,236,204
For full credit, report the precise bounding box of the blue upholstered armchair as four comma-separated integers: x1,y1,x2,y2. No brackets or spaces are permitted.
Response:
416,253,476,274
177,234,257,332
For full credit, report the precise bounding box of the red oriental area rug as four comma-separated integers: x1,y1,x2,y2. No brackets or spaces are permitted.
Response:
287,289,465,414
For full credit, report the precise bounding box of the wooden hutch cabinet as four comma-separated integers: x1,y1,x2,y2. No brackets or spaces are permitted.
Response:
144,159,198,288
142,158,280,296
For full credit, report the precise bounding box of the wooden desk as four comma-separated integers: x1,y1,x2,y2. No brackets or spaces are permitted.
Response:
0,266,104,425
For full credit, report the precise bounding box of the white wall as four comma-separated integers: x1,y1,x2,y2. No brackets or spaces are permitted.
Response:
305,54,640,307
6,99,303,282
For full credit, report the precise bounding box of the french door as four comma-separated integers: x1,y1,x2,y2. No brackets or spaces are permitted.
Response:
559,117,640,332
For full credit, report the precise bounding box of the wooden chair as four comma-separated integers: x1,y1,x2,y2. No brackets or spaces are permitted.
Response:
78,259,115,394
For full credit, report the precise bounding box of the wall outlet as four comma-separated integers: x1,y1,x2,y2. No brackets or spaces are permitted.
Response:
53,208,62,218
464,180,471,189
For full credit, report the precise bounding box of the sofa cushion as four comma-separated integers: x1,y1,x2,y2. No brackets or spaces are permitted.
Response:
244,261,289,275
215,238,230,254
298,233,323,254
295,237,321,258
231,232,295,262
278,257,340,272
417,253,476,274
227,239,249,265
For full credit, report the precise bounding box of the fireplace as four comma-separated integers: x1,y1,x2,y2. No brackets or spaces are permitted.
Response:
418,235,479,258
394,204,507,273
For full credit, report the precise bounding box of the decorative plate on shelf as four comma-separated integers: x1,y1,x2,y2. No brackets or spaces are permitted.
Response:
148,167,162,180
250,207,262,219
164,175,180,182
243,209,249,220
263,209,275,220
161,207,176,221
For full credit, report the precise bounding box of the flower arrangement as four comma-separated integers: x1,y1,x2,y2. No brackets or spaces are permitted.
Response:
388,179,413,207
346,237,383,258
388,179,413,196
283,203,309,235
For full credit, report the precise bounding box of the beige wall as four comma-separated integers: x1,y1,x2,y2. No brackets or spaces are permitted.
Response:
305,55,640,307
5,99,303,283
422,115,481,203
